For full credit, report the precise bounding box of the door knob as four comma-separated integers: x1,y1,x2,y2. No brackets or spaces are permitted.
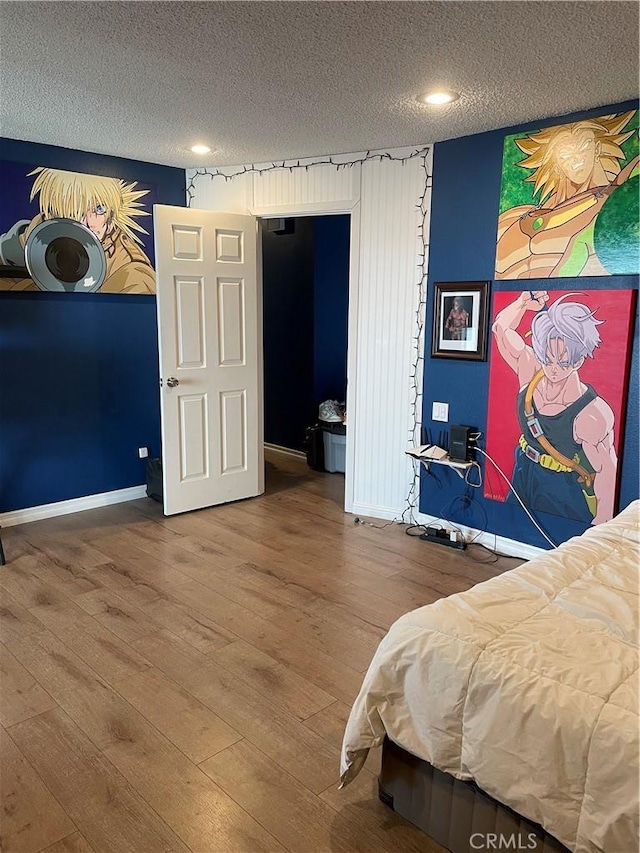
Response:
166,377,180,388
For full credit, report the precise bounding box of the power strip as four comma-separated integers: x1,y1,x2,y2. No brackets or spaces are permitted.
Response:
420,527,467,551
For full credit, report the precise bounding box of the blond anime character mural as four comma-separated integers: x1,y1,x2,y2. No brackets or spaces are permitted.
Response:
495,110,639,279
0,166,155,293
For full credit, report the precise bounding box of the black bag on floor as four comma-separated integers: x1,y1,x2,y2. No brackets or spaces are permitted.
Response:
145,458,163,503
305,425,325,471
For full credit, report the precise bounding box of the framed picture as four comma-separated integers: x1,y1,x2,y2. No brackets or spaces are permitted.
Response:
432,281,490,360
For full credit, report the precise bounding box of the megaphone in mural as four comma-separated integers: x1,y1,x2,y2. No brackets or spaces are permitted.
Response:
24,218,107,293
0,217,106,292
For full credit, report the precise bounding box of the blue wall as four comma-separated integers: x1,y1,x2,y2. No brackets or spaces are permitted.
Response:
420,100,639,548
313,215,350,403
0,138,185,512
262,215,350,451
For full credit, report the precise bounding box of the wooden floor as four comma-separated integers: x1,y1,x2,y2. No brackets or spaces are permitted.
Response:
1,452,521,853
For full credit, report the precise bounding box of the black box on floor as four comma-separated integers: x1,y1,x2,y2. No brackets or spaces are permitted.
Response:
305,425,325,471
145,457,163,503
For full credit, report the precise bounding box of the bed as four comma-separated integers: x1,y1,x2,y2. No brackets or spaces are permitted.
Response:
340,501,639,853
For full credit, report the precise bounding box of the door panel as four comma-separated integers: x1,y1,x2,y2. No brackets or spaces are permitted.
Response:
154,205,263,515
220,390,247,473
217,278,245,366
176,277,205,368
179,394,209,480
216,229,243,262
172,224,203,259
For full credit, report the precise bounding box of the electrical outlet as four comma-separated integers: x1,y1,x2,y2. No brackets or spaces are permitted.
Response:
432,401,449,422
138,447,149,459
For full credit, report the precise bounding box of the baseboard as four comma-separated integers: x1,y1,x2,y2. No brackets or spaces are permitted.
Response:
0,485,147,528
416,511,546,560
348,503,545,560
264,443,306,460
350,503,401,522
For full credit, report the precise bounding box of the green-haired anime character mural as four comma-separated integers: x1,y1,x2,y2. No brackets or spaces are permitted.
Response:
495,110,639,279
0,167,155,293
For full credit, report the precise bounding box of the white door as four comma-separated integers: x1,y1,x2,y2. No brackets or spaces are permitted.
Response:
154,205,263,515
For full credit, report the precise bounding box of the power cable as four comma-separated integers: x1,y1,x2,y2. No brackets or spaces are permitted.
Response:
474,447,558,548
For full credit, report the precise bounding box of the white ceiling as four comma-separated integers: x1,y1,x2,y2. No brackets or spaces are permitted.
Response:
1,1,638,169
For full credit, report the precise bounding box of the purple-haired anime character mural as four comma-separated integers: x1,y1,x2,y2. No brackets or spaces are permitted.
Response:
485,289,636,527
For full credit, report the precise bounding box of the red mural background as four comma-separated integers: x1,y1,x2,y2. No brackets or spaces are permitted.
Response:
484,288,636,508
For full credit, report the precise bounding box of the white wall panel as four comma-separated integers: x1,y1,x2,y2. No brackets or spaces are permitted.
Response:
186,148,431,520
189,171,254,214
352,155,425,516
253,158,360,210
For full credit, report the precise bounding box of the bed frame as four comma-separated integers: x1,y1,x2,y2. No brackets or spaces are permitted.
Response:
378,737,570,853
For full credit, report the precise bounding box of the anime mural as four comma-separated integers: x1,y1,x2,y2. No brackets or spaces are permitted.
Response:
0,163,156,293
485,289,636,526
495,110,639,279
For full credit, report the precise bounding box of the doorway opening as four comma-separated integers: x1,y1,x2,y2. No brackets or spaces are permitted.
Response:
260,214,350,506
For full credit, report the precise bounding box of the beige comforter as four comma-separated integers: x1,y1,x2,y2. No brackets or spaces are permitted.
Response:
340,501,639,853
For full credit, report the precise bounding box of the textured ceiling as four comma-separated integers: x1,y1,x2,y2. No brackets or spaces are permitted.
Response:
1,1,638,168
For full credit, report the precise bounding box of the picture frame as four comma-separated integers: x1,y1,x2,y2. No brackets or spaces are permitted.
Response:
431,281,490,360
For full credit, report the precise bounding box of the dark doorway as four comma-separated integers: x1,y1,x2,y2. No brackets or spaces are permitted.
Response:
261,214,350,454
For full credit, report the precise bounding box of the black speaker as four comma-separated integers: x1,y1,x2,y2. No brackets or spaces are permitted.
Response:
266,218,295,235
145,458,163,503
449,425,472,462
304,425,325,471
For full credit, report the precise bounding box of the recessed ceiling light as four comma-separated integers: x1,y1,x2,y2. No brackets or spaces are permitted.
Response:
419,91,459,105
190,144,211,154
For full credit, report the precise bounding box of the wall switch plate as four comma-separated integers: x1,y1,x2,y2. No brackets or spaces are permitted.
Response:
432,402,449,422
138,447,149,459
